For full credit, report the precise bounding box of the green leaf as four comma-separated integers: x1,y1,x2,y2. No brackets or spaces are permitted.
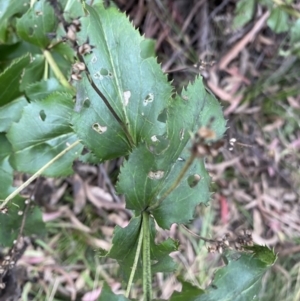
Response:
267,7,289,33
140,39,156,59
151,148,211,229
0,136,45,246
291,19,300,44
0,134,15,199
72,76,131,160
20,54,45,90
0,0,29,43
16,0,58,48
7,92,83,177
243,245,277,266
233,0,256,30
0,54,30,106
0,197,46,247
257,0,273,9
169,280,205,301
103,215,178,282
117,77,225,228
98,283,132,301
0,96,28,132
0,42,40,71
74,4,172,150
25,78,70,101
170,247,276,301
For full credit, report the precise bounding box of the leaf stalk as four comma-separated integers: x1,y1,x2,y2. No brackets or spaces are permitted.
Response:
43,49,74,92
125,219,144,298
142,211,152,301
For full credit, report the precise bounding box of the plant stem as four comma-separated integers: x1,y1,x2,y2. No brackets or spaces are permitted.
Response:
0,140,81,210
149,154,195,210
142,211,152,301
125,219,143,298
43,57,48,80
43,49,74,92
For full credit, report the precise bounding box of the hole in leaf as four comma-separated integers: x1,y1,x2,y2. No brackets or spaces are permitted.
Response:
83,98,90,108
187,174,201,188
39,110,46,121
179,129,185,141
28,27,34,36
157,109,167,123
143,93,154,106
148,170,164,180
93,72,102,79
92,123,107,134
123,91,131,106
147,134,169,155
108,72,113,78
100,68,108,76
151,135,158,142
91,55,97,63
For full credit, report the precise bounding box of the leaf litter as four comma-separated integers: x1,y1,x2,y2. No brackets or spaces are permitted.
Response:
3,1,300,300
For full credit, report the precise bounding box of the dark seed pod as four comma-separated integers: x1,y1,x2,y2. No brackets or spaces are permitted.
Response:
71,73,82,81
78,43,93,55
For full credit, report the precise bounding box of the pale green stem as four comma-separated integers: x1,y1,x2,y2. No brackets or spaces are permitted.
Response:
30,0,37,8
43,58,49,80
43,49,74,92
149,154,195,210
0,140,81,210
142,211,152,301
125,220,144,298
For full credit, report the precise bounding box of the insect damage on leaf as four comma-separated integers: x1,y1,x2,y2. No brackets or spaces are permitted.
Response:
187,174,201,188
92,123,107,134
143,93,154,106
148,170,164,180
123,91,131,106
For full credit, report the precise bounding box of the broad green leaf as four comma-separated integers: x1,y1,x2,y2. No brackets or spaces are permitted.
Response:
243,245,277,266
16,0,57,48
0,135,45,247
0,134,15,199
74,4,172,150
0,42,40,71
98,283,132,301
7,92,83,177
0,0,29,43
0,197,46,247
117,77,226,228
169,246,276,301
62,0,85,20
140,39,156,59
25,78,70,101
0,96,28,132
267,7,289,33
20,54,45,90
0,54,30,106
169,280,205,301
291,19,300,44
72,76,131,160
233,0,256,30
52,42,75,63
151,147,211,229
103,215,178,282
